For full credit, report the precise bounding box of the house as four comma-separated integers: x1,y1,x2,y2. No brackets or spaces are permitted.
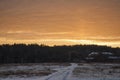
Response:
86,52,120,62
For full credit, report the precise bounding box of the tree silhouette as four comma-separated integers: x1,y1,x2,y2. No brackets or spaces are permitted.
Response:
0,44,119,63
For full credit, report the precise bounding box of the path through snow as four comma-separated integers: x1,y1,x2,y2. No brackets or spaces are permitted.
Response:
40,63,78,80
0,63,120,80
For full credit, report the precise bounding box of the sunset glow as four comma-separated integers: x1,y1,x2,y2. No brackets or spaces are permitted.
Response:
0,0,120,47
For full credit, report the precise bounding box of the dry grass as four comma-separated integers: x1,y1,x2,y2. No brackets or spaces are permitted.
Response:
73,63,120,78
0,70,53,77
0,63,69,77
0,63,70,67
112,66,120,69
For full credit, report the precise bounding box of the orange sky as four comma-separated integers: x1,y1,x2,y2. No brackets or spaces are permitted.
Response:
0,0,120,47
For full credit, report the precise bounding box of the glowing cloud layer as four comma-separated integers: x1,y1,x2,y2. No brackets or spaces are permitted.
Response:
0,0,120,47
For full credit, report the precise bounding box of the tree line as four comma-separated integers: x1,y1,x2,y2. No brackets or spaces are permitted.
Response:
0,44,120,63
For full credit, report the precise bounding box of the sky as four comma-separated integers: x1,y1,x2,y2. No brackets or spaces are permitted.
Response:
0,0,120,47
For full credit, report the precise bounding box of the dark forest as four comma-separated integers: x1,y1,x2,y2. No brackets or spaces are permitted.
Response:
0,44,120,63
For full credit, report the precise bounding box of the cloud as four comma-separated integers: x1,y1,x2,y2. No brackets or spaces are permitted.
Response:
0,38,120,47
86,37,120,42
0,0,120,48
0,30,73,40
6,30,72,35
1,31,120,42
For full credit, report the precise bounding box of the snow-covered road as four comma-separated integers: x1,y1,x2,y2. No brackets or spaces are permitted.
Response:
40,63,78,80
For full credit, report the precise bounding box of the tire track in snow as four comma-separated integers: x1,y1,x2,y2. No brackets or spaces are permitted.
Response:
45,70,66,80
44,63,78,80
62,71,70,80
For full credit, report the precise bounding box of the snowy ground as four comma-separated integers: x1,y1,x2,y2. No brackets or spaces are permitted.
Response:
73,63,120,80
0,63,120,80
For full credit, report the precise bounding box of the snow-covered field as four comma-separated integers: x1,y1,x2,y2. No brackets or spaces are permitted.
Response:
73,63,120,80
0,63,120,80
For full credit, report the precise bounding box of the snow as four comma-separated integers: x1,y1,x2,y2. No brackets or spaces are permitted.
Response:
0,63,78,80
0,63,120,80
88,52,113,56
89,52,99,56
102,52,113,55
0,64,64,72
37,63,78,80
0,76,119,80
73,63,120,80
108,56,120,59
